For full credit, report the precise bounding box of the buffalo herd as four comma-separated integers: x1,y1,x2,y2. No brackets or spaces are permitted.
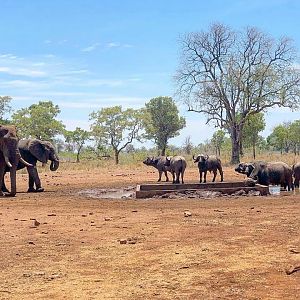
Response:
143,155,300,191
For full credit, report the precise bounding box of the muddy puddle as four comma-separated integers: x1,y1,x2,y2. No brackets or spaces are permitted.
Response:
78,186,136,199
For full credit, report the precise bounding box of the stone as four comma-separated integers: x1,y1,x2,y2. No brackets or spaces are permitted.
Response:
33,220,40,227
119,239,127,244
184,211,192,217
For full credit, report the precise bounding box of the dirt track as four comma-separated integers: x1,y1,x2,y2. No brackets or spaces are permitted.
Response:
0,166,299,299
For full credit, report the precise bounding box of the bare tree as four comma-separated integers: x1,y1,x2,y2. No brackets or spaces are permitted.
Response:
175,23,300,163
182,135,193,154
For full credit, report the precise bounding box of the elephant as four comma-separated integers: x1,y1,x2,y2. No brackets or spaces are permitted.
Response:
0,125,32,196
165,155,187,184
292,162,300,188
2,139,59,193
193,154,223,183
248,161,293,191
143,156,171,182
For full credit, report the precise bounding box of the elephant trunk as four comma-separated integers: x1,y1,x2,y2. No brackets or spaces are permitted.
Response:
50,159,59,171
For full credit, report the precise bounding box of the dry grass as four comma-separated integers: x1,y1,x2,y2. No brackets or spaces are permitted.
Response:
47,152,300,173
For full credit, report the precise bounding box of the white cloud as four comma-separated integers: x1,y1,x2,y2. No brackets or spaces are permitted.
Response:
61,119,90,130
106,42,133,49
0,66,46,77
81,43,100,52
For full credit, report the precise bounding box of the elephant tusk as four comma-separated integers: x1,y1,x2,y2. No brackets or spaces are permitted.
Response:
4,156,12,168
19,157,33,167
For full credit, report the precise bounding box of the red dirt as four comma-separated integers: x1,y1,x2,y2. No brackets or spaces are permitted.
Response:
0,166,299,299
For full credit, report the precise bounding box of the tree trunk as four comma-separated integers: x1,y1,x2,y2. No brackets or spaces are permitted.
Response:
239,136,244,157
252,143,256,159
76,151,80,163
161,147,166,156
114,149,119,165
230,125,240,164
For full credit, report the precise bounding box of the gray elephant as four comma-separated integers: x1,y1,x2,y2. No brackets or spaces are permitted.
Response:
143,156,171,182
165,155,187,184
0,125,32,196
2,139,59,193
193,154,223,183
292,162,300,188
248,161,293,191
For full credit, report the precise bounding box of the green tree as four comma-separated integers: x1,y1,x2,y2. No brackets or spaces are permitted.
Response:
176,23,300,164
12,101,65,141
211,130,226,156
267,123,290,154
0,96,12,123
64,127,90,162
289,120,300,155
144,96,186,155
90,106,144,164
243,113,266,159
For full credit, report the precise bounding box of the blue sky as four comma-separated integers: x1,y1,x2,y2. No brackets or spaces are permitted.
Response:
0,0,299,146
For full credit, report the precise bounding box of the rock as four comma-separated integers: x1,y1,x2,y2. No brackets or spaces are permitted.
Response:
119,239,127,244
47,213,56,216
285,265,300,275
248,190,261,196
28,241,35,245
127,237,138,244
232,189,246,196
33,220,40,227
184,211,192,217
104,217,112,221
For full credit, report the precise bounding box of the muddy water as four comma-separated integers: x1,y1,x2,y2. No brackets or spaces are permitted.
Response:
78,186,135,199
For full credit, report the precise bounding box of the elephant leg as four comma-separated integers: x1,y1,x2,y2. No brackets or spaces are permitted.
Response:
27,166,44,192
2,173,9,193
164,171,169,182
0,168,5,196
157,170,162,182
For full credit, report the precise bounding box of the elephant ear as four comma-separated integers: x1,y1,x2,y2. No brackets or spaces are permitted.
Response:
28,139,49,163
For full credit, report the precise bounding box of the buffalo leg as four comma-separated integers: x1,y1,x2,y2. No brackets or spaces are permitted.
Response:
157,170,162,182
203,171,207,183
219,168,224,182
212,170,217,182
164,171,169,182
199,171,202,183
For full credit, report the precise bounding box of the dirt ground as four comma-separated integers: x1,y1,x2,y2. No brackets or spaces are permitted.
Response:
0,165,299,300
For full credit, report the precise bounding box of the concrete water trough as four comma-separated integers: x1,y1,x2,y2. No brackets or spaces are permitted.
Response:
136,181,269,199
